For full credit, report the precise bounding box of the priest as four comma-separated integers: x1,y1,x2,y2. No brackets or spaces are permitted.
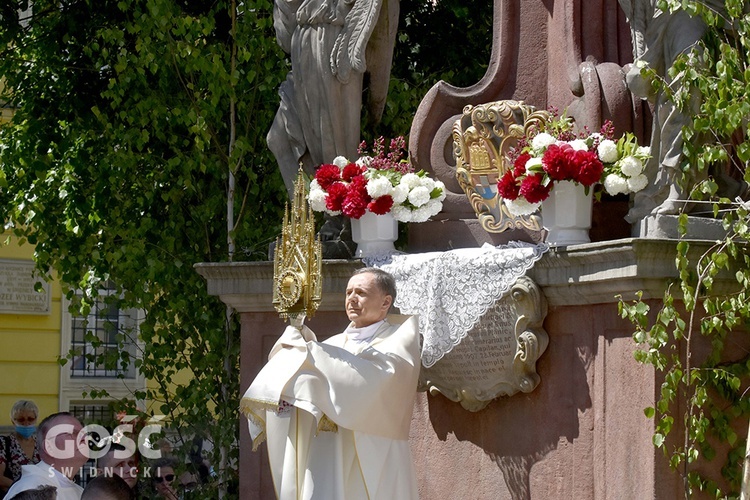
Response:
241,267,421,499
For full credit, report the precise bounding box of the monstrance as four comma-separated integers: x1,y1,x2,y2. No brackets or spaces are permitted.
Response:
272,168,322,327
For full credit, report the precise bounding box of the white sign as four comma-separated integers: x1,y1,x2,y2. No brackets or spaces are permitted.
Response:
0,259,50,315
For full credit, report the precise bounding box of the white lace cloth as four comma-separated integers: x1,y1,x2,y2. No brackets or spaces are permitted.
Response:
377,242,548,367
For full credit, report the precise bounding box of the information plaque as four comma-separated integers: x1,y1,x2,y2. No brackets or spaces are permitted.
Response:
0,259,51,315
419,276,548,411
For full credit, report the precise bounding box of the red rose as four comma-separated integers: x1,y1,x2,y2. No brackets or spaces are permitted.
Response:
497,171,520,200
342,176,370,219
513,153,531,177
368,195,394,215
315,164,341,190
542,143,575,181
342,162,365,182
519,173,552,203
572,150,604,186
325,181,348,212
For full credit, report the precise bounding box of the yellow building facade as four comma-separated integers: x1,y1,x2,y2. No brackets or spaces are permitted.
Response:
0,232,146,430
0,233,61,425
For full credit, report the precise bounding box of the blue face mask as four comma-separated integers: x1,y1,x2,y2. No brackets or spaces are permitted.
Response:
15,424,36,439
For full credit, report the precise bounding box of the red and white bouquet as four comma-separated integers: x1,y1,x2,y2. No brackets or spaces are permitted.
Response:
308,137,446,223
498,113,651,216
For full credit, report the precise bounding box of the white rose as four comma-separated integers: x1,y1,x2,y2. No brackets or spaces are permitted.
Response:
411,205,432,223
366,176,394,198
399,173,422,190
391,204,412,223
355,155,373,167
636,146,651,158
597,140,619,163
568,139,589,151
423,198,443,218
603,174,629,196
333,156,349,168
525,156,543,172
627,174,648,193
307,185,328,212
619,156,644,177
392,184,409,204
407,186,431,207
419,176,436,194
532,132,556,151
505,198,541,217
434,180,446,201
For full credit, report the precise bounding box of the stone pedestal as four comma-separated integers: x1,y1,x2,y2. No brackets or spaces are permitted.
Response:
196,238,728,499
634,213,728,240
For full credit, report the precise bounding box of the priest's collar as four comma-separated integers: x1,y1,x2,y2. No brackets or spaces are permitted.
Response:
344,319,386,343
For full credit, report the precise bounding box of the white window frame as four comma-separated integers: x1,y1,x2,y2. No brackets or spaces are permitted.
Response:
59,294,146,411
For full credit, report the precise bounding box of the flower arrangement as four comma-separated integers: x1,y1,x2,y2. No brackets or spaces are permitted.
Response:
308,136,446,223
498,112,651,216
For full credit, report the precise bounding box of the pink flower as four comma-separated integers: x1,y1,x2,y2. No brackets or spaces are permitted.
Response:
342,176,370,219
325,182,348,212
342,162,365,182
572,150,604,186
519,173,552,203
513,153,530,177
542,143,575,181
315,164,341,190
368,195,394,215
497,171,520,200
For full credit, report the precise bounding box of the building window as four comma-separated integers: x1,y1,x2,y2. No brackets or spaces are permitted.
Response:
70,402,117,489
69,286,138,379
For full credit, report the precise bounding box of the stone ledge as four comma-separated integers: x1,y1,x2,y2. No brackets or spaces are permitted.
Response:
196,238,724,310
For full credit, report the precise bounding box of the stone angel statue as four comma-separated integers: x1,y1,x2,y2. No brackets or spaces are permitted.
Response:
619,0,747,222
267,0,400,197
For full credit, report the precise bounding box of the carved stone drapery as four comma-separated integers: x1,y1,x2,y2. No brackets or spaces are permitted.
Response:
419,276,548,412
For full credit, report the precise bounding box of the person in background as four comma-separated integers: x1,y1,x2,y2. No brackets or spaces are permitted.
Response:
150,456,179,500
81,475,134,500
0,401,41,496
4,412,88,500
7,485,56,500
95,442,139,491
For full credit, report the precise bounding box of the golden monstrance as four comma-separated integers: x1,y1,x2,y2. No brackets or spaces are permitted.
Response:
272,168,322,327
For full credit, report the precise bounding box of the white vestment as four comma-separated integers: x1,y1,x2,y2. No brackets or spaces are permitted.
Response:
241,314,420,500
5,461,83,500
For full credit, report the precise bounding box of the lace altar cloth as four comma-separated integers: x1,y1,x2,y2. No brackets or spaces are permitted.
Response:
373,242,548,368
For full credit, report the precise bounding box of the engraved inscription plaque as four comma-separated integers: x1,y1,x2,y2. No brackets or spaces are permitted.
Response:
0,259,51,315
419,276,548,411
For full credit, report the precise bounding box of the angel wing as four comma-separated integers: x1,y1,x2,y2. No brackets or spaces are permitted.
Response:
330,0,385,84
364,0,399,124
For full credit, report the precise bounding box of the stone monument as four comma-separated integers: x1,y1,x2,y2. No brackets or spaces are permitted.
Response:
266,0,401,258
198,1,747,498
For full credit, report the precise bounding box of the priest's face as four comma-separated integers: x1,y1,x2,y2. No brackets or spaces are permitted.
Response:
345,272,392,328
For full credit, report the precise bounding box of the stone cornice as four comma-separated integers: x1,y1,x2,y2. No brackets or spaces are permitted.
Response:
196,238,723,310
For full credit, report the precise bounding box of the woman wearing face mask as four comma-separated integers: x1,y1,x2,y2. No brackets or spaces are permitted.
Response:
0,400,41,497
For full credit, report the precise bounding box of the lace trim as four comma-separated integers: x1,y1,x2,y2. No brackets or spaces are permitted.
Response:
360,249,405,267
379,242,548,367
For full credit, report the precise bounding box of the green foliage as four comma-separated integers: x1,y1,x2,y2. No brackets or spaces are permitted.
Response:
371,0,493,140
620,1,750,496
0,0,494,497
0,0,287,496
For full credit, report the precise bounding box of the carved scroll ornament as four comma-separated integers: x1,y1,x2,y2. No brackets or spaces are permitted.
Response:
452,100,550,234
419,276,548,412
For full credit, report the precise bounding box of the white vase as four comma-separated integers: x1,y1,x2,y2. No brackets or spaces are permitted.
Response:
541,180,593,246
350,211,398,258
